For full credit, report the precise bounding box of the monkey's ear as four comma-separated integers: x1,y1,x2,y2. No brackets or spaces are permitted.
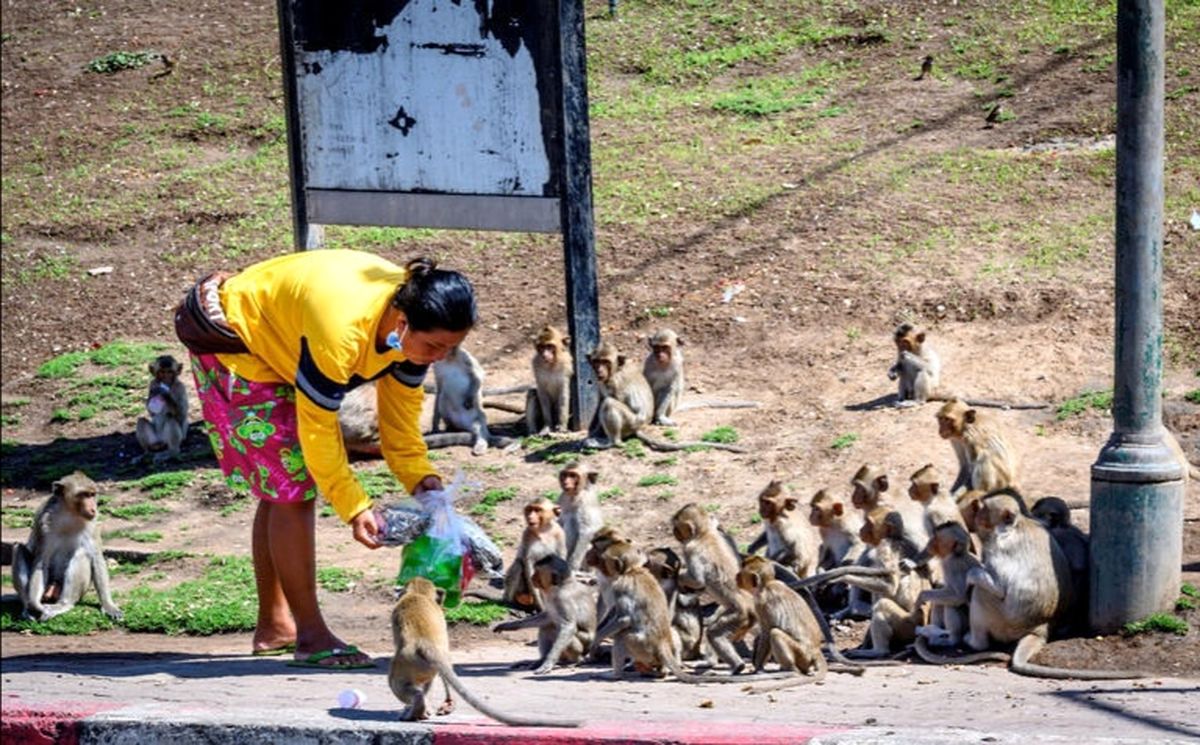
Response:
876,475,889,492
929,482,939,496
616,354,627,368
434,587,447,605
52,479,67,498
915,331,926,344
783,497,798,512
587,471,599,484
1002,508,1017,526
964,408,978,424
832,502,844,516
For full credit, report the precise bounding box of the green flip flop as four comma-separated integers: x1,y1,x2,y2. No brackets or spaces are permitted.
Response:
251,642,297,657
286,645,375,670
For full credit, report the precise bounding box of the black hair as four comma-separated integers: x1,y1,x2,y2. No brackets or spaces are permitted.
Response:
392,257,478,332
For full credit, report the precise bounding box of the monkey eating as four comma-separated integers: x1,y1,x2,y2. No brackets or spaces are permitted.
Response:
642,329,759,427
583,340,746,454
135,354,189,462
13,472,123,622
493,554,596,675
390,576,581,726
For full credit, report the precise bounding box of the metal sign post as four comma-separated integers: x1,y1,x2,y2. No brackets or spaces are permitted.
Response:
275,0,599,429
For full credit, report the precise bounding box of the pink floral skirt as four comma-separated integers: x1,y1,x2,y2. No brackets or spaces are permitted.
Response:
190,353,317,504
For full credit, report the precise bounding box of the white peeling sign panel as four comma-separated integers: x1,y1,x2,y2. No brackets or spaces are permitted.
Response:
283,0,565,229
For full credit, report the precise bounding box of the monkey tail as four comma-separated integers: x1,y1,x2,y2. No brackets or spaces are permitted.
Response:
674,399,761,413
913,636,1010,666
428,652,582,727
423,432,479,450
746,658,829,694
789,565,893,589
929,393,1048,410
635,434,748,454
1008,634,1146,680
790,581,872,671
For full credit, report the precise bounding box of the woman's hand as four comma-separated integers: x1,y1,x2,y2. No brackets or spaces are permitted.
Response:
413,475,443,496
350,508,381,549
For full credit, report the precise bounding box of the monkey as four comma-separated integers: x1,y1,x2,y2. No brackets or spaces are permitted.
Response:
936,400,1021,497
1031,496,1089,633
642,329,760,427
389,576,581,726
493,555,596,674
735,555,825,683
644,546,714,664
887,325,1047,410
503,499,567,610
907,463,967,538
582,525,629,640
582,341,746,454
905,522,997,654
850,464,928,550
915,54,934,80
135,354,189,462
746,480,821,578
525,325,572,435
431,345,516,456
12,472,122,622
939,494,1143,679
337,381,515,456
808,488,870,618
672,503,756,674
556,462,603,572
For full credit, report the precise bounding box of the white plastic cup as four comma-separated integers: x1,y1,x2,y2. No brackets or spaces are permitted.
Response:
337,688,365,709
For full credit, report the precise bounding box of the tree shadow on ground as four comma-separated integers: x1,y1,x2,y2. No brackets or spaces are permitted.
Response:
1051,687,1200,740
0,650,382,679
0,429,215,490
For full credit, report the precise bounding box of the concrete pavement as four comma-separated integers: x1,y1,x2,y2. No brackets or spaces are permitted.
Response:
2,636,1198,744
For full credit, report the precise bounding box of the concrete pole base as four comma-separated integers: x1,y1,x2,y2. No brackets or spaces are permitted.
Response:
1089,430,1185,634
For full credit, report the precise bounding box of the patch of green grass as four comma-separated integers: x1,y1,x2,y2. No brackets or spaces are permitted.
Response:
1184,389,1200,404
107,501,169,520
357,469,403,499
1,505,34,529
444,600,509,625
0,598,117,635
749,513,763,525
701,426,739,444
104,529,163,543
1181,583,1199,598
655,491,675,502
87,51,155,74
319,504,336,518
122,555,257,634
704,503,720,513
470,486,519,517
621,439,647,459
713,76,828,117
36,351,90,379
316,566,364,592
1056,389,1113,420
543,450,580,466
654,456,678,467
35,341,167,380
598,487,624,502
135,470,195,499
427,451,449,461
219,498,251,517
1178,597,1197,612
1122,613,1189,637
831,433,859,450
645,306,673,318
638,474,678,488
1,413,21,427
2,397,31,407
648,21,854,84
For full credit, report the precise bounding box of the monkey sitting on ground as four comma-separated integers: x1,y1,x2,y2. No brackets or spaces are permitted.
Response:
747,480,821,578
431,345,517,455
887,324,1047,410
525,325,572,435
13,472,122,621
503,499,567,610
904,522,1002,656
936,400,1021,496
583,341,746,453
808,489,868,617
850,465,929,548
644,546,714,664
493,555,596,674
642,329,759,427
135,354,189,462
390,577,581,725
556,462,603,572
736,555,826,685
1031,496,1089,634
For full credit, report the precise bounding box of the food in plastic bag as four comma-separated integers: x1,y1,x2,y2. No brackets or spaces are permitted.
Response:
373,501,431,547
393,471,474,607
458,516,504,579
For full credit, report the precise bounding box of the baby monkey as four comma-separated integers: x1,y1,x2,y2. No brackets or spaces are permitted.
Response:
493,554,596,675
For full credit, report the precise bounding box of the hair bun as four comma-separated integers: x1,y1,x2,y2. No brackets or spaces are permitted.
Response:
405,257,437,280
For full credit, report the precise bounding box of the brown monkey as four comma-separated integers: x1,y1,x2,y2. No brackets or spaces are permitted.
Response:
12,472,122,621
736,555,829,689
907,522,989,651
808,488,870,618
493,554,596,674
431,345,520,455
526,325,572,435
503,499,567,610
747,480,820,578
390,577,581,725
644,546,713,664
959,494,1142,679
557,462,603,572
1031,496,1089,633
908,464,967,538
584,341,746,453
936,400,1021,496
672,503,755,673
642,329,759,426
851,465,928,551
583,526,629,633
135,354,189,462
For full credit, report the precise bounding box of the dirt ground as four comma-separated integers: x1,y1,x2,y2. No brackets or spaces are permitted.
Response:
2,0,1198,681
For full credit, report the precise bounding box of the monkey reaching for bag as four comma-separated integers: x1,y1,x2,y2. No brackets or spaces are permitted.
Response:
135,354,189,462
13,472,122,622
493,555,596,674
390,577,581,726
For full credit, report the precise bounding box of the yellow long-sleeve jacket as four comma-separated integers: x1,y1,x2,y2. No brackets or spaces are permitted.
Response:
216,249,436,523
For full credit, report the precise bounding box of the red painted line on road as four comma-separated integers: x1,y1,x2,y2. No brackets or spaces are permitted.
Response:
0,700,120,745
434,719,843,745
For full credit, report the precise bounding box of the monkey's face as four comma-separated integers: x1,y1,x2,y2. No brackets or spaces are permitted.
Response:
590,358,612,384
537,343,558,364
531,564,558,592
559,469,580,494
524,502,557,529
808,503,826,527
74,492,98,520
650,344,672,366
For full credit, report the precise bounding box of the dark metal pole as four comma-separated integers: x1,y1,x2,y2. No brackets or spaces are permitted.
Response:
558,0,600,431
275,0,323,250
1089,0,1183,633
